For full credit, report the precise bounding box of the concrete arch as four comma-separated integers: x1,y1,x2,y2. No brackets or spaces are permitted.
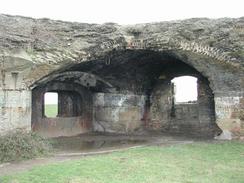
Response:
0,15,243,139
31,71,115,92
89,46,241,140
31,81,93,137
70,47,240,139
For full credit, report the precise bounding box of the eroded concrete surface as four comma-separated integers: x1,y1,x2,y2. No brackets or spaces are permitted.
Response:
0,14,243,139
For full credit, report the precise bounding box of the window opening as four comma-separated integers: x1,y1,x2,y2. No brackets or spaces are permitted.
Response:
44,92,58,117
171,76,198,103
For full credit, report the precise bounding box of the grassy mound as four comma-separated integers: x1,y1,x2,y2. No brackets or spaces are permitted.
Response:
0,131,51,163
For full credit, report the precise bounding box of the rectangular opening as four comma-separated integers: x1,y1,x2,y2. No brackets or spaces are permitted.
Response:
44,92,58,118
171,76,198,104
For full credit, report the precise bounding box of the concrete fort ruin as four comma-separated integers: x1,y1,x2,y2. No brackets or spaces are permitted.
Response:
0,14,243,139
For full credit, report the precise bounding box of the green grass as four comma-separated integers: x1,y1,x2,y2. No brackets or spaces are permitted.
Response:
45,104,58,118
1,141,244,183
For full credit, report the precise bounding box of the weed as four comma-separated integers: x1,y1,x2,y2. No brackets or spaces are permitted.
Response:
0,131,51,163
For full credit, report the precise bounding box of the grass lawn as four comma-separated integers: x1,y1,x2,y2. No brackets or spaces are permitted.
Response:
1,141,244,183
45,104,58,118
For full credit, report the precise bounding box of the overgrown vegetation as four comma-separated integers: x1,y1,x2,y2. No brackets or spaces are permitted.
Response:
0,131,51,163
1,141,244,183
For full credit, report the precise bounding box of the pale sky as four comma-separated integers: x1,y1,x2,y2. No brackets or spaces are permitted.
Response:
45,92,58,105
172,76,198,103
0,0,243,24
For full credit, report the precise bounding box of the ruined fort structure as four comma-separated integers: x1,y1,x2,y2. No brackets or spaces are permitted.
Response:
0,15,243,139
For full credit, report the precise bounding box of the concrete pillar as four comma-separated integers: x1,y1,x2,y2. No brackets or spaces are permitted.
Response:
215,94,244,139
93,93,146,134
0,90,32,135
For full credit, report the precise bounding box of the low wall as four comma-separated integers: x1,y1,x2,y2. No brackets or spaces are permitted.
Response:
32,116,91,137
169,103,199,135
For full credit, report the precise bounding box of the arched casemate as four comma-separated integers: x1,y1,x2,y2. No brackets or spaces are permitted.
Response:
0,15,243,139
